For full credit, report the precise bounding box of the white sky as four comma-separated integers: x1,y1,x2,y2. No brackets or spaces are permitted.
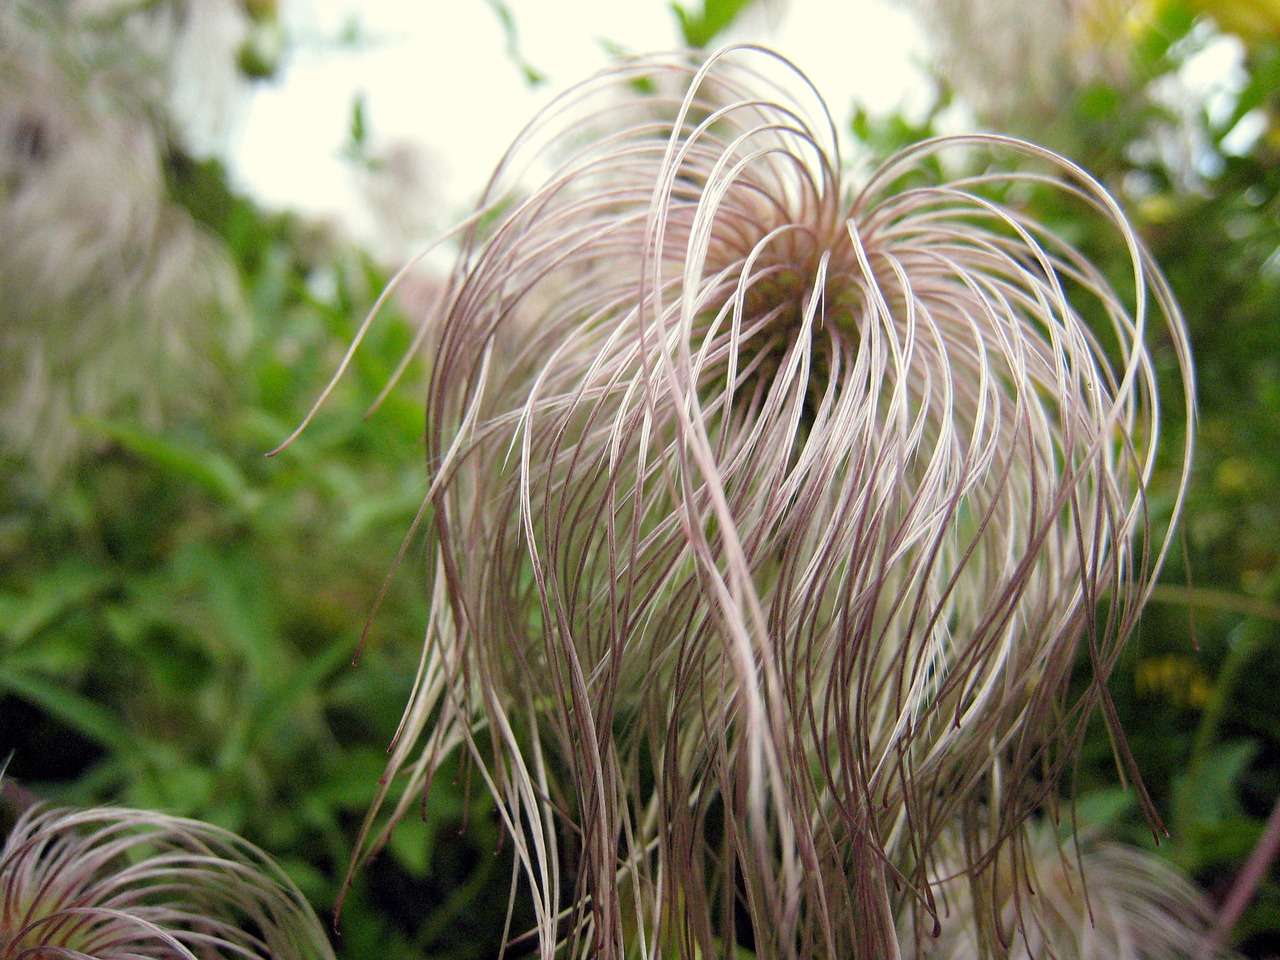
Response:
230,0,929,250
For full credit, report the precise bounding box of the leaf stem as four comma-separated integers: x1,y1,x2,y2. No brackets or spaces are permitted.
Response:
1204,791,1280,957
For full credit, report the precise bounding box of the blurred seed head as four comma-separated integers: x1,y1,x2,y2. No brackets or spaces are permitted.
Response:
905,0,1143,133
67,0,264,150
355,137,444,264
0,805,335,960
902,824,1233,959
0,1,246,485
339,45,1192,960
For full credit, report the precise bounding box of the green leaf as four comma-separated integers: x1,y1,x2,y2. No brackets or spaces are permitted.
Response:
0,565,110,644
310,746,397,809
386,814,433,876
670,0,756,48
1075,82,1121,124
82,419,259,513
0,669,137,755
1177,739,1258,821
350,93,369,150
242,632,358,747
1172,739,1261,870
483,0,545,86
1068,787,1137,835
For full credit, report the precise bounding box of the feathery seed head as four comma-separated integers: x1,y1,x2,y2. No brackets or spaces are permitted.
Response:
0,805,336,960
902,824,1233,959
0,0,245,485
345,46,1193,959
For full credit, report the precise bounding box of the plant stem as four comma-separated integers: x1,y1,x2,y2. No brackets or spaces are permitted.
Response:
1204,791,1280,958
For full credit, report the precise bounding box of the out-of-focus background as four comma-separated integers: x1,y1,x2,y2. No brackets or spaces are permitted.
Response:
231,0,928,249
1,1,1277,957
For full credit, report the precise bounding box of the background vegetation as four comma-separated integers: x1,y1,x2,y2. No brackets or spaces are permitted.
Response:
1,1,1277,957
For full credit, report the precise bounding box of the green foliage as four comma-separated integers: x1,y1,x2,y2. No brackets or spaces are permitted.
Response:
670,0,758,48
483,0,546,86
0,159,524,958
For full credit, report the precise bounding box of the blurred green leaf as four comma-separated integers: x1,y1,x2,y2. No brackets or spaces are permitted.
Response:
242,632,358,748
1173,739,1261,870
0,669,138,756
0,565,109,644
83,419,259,514
1069,786,1138,836
349,93,369,156
386,813,432,877
670,0,756,47
483,0,546,86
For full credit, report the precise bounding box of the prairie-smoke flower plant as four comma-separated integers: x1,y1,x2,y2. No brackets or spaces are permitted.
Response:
901,824,1230,959
0,0,242,484
326,46,1192,959
0,805,335,959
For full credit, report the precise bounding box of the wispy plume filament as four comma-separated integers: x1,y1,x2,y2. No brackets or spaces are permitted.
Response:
0,806,335,960
331,44,1194,960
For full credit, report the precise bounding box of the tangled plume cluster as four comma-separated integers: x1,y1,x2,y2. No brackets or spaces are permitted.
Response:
0,804,334,960
314,45,1196,959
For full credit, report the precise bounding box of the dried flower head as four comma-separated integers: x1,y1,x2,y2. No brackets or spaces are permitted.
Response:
328,45,1192,960
0,0,243,484
902,824,1231,959
0,805,335,960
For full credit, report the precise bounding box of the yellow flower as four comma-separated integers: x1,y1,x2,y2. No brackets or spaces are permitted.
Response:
1136,654,1213,708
